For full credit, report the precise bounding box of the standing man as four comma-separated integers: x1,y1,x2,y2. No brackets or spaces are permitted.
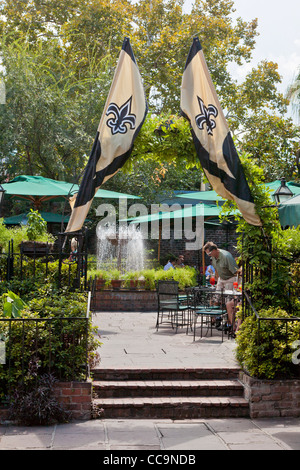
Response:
203,242,238,290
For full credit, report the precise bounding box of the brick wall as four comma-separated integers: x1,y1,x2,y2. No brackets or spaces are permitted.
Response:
54,380,92,420
159,224,238,267
240,372,300,418
0,380,93,423
92,290,157,311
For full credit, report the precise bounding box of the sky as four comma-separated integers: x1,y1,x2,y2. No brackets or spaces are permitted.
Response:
184,0,300,120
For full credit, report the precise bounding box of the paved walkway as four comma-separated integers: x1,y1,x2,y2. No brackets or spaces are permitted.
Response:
93,310,238,370
1,310,300,451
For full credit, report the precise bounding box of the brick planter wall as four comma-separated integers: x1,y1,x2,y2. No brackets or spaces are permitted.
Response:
0,407,9,423
240,372,300,418
92,290,157,311
54,381,92,421
0,381,92,423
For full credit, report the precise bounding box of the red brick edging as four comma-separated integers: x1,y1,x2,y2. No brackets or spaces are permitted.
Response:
53,380,92,421
0,380,93,423
92,290,157,311
240,372,300,418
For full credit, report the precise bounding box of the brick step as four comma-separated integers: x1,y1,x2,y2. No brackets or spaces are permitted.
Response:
93,379,244,398
93,396,249,419
91,367,241,381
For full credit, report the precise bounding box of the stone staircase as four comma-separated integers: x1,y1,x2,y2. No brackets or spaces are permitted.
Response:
91,367,249,419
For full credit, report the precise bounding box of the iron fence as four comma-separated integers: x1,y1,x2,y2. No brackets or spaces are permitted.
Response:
243,290,300,377
0,238,93,291
0,292,92,405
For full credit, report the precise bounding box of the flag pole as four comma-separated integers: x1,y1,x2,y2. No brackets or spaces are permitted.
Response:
158,223,162,263
202,246,205,286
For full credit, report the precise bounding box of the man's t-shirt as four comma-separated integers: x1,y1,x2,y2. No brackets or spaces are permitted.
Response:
211,249,238,280
164,261,175,271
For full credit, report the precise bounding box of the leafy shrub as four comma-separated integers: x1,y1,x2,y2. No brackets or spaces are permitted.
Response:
87,268,110,281
138,269,156,290
0,288,101,399
87,266,197,290
0,215,54,253
236,307,300,379
1,291,26,317
9,372,70,425
0,219,28,252
162,266,197,290
25,209,48,241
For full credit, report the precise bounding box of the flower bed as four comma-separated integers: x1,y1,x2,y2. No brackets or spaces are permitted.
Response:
91,289,158,312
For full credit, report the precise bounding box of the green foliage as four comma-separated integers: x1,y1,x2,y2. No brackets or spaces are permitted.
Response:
287,65,300,121
0,0,297,184
0,36,112,180
220,153,300,379
1,291,26,318
221,152,300,311
239,113,300,181
280,226,300,261
0,278,39,302
87,266,197,291
0,216,54,253
137,269,156,290
0,218,28,252
154,266,197,290
236,307,300,379
25,209,47,241
9,373,70,426
0,288,101,397
0,256,79,297
87,268,110,281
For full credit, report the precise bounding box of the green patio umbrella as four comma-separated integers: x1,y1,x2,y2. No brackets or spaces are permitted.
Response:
125,202,227,224
122,203,238,265
278,194,300,228
3,211,71,225
2,175,140,210
175,189,224,204
264,180,300,198
176,181,300,205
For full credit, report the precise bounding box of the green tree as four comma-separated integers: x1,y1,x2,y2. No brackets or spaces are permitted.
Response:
287,65,300,120
0,0,298,188
0,0,85,42
0,37,112,180
238,112,300,181
131,0,259,112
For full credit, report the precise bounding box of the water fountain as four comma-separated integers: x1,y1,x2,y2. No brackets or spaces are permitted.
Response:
96,223,145,274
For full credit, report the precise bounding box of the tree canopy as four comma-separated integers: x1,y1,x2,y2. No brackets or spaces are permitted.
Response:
0,0,299,192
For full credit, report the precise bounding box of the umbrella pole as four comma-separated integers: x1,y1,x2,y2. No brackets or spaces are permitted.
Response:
158,223,161,263
202,247,205,286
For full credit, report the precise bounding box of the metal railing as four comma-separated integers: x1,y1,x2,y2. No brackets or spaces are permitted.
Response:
0,239,93,291
243,290,300,377
0,292,92,404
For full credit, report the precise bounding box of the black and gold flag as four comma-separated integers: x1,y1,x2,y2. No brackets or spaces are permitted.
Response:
65,37,148,233
180,37,261,226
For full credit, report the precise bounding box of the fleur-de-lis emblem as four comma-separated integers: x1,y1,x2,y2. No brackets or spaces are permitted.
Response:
195,96,218,136
106,96,136,135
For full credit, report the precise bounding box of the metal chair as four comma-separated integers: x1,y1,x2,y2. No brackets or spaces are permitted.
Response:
156,280,190,332
187,287,227,341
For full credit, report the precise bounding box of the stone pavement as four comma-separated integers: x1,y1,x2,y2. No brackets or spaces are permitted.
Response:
92,310,238,370
1,310,300,451
1,417,300,450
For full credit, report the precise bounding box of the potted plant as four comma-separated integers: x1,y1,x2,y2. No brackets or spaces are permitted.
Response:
89,269,110,290
20,210,55,257
140,269,156,290
109,269,122,290
137,276,146,290
124,271,139,290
